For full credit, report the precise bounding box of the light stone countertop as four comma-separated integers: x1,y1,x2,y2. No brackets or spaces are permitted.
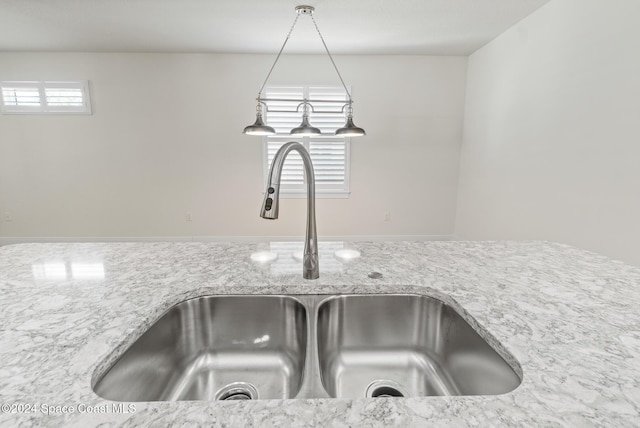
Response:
0,240,639,427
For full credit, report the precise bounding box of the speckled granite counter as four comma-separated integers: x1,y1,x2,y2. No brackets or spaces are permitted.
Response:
0,241,639,427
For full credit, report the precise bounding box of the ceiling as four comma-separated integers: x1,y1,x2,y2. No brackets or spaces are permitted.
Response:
0,0,550,55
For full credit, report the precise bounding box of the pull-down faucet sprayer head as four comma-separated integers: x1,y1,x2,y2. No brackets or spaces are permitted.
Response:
260,182,280,220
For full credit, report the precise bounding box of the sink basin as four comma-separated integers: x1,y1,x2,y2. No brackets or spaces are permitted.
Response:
93,293,521,401
93,295,307,401
316,294,521,398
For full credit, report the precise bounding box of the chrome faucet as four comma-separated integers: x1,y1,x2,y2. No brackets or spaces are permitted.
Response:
260,141,319,279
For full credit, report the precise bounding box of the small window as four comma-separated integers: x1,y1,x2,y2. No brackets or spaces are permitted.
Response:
1,81,92,114
263,85,351,198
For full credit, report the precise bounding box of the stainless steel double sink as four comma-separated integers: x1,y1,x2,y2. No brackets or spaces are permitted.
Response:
93,294,522,401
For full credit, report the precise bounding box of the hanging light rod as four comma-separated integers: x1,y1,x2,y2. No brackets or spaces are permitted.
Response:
243,5,366,137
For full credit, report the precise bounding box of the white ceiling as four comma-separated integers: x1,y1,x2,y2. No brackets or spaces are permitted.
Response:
0,0,550,55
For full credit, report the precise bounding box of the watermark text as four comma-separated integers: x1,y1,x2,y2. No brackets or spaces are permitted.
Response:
1,402,136,415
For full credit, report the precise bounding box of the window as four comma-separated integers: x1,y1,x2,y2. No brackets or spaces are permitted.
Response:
1,80,92,114
263,85,350,198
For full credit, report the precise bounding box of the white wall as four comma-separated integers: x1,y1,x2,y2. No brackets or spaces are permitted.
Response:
455,0,640,266
0,53,467,240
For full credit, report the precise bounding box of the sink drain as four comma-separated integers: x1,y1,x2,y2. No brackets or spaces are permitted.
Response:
215,382,258,401
365,380,409,398
221,391,252,400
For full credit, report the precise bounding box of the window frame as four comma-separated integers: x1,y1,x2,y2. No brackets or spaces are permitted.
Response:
263,136,351,199
262,85,352,199
0,80,92,115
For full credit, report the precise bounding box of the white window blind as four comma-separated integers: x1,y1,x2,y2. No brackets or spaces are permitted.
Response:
263,85,351,198
1,81,92,114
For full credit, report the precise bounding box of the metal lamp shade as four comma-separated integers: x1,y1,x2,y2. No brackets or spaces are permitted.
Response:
290,115,321,136
335,117,366,137
243,114,276,136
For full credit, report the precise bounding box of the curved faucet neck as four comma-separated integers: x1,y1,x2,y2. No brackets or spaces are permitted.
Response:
260,142,319,279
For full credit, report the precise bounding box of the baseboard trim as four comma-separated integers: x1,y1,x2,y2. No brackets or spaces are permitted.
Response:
0,234,455,246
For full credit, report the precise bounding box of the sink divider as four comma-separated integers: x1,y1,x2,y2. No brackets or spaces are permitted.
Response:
293,294,332,399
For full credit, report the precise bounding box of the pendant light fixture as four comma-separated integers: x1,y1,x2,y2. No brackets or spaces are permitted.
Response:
335,103,366,137
242,103,275,136
243,5,366,137
290,102,321,136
